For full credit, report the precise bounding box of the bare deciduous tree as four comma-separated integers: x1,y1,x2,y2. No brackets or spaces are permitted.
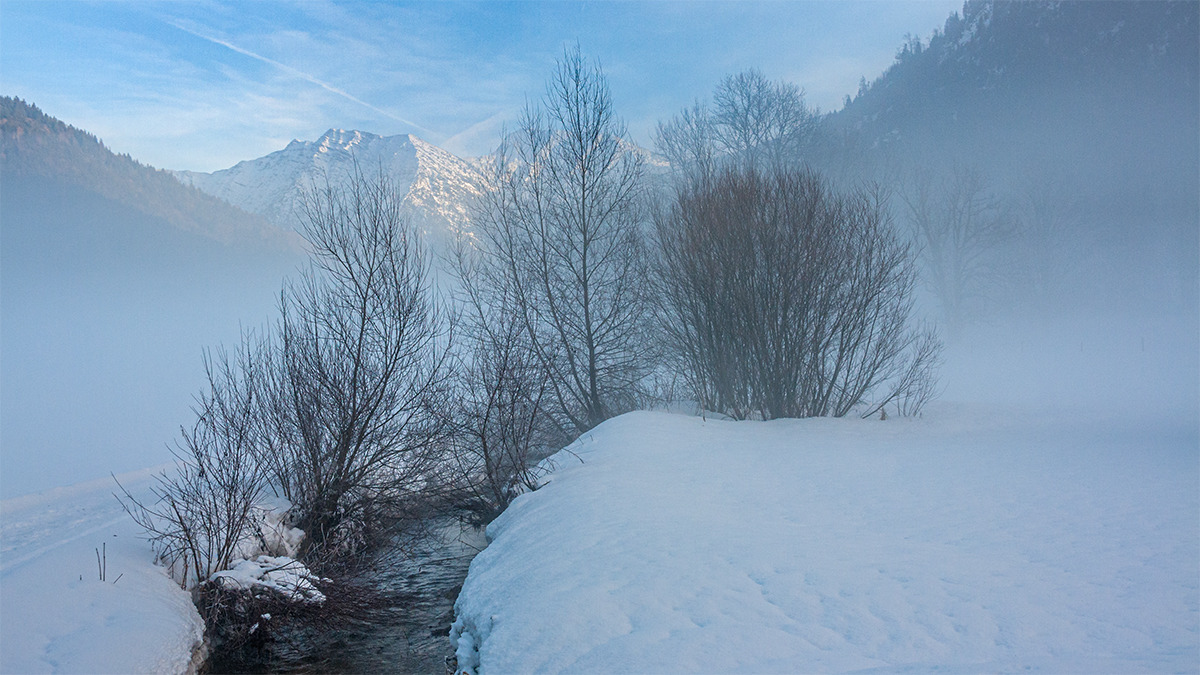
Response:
258,166,455,559
473,47,653,436
654,166,941,420
655,100,718,187
901,165,1016,330
1014,173,1080,300
656,69,817,181
713,69,817,170
118,340,270,589
444,238,565,523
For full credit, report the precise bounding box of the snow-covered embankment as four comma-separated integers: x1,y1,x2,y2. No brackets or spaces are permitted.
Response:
451,408,1199,673
0,467,206,673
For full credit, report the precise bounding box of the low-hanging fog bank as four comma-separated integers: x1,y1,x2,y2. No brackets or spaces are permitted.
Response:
940,306,1198,433
3,1,1196,498
0,173,300,498
907,178,1197,429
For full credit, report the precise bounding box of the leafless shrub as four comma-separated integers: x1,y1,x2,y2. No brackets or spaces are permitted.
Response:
654,165,941,420
890,325,944,418
118,340,270,589
256,165,456,560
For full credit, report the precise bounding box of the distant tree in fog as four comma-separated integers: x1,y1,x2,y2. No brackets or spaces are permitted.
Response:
713,69,817,170
654,165,941,420
471,47,653,436
900,165,1016,331
1014,174,1080,299
655,69,817,182
654,100,718,188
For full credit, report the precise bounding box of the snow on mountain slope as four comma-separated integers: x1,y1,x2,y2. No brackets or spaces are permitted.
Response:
176,129,486,246
0,467,206,674
406,136,488,243
451,407,1199,674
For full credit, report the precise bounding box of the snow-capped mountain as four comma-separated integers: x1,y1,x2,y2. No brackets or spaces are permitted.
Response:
176,129,487,247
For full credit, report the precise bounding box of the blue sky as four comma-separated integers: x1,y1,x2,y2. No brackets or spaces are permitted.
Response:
1,1,961,172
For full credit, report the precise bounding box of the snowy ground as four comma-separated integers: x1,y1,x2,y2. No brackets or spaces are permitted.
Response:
452,405,1199,673
0,467,205,674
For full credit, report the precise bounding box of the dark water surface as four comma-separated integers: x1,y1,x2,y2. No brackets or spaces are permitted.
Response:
211,518,486,674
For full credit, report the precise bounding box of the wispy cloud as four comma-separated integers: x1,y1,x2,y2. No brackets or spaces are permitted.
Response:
164,18,443,140
442,109,518,157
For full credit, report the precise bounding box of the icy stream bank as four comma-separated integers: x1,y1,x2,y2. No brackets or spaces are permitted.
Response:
209,517,485,674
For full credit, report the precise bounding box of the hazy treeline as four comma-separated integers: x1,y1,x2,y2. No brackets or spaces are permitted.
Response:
1,97,300,249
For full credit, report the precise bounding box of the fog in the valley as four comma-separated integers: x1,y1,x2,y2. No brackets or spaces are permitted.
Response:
816,1,1199,431
1,1,1196,500
900,85,1199,426
916,97,1196,427
0,173,301,497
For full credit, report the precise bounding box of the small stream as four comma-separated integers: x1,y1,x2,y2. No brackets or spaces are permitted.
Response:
209,517,486,674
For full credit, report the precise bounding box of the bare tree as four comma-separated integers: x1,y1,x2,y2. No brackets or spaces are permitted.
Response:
713,69,817,169
257,166,455,559
654,100,718,187
901,165,1016,330
443,237,565,523
654,166,941,420
473,47,653,436
656,69,817,181
1014,173,1080,300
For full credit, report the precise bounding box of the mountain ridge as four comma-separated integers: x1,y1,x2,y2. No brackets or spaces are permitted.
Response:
174,127,488,247
1,96,302,252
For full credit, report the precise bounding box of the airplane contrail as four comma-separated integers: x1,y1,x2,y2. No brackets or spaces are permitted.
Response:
166,19,442,139
442,109,512,155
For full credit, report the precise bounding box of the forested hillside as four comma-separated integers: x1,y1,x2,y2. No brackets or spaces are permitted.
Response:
1,97,300,249
813,0,1198,321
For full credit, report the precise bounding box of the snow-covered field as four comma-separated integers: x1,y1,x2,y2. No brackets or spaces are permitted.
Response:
0,467,205,674
452,405,1199,673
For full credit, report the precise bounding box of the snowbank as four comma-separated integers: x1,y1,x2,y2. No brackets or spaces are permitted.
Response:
0,466,206,674
234,496,306,563
213,555,325,604
451,407,1199,673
